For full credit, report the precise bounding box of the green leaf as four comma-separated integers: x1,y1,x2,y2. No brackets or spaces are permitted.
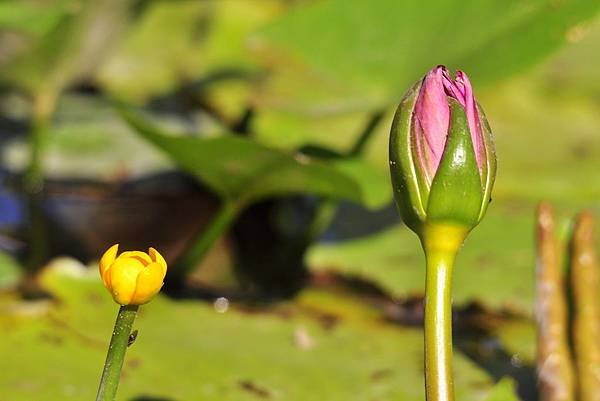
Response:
0,0,132,95
457,0,600,83
96,0,278,102
256,0,600,110
330,158,390,210
96,1,215,102
120,108,384,208
0,1,69,36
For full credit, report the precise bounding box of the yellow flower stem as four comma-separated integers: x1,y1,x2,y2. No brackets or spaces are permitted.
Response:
420,224,467,401
96,305,139,401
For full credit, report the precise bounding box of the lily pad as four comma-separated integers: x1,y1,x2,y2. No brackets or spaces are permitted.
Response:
0,261,505,400
0,250,21,289
308,202,536,313
484,378,520,401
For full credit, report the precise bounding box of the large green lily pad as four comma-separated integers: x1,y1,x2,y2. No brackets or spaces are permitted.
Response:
0,261,520,400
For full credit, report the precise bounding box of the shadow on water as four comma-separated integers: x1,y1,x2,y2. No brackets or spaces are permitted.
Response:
455,321,538,401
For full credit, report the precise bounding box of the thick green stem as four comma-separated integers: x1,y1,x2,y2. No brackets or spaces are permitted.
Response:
424,249,456,401
96,305,138,401
174,200,239,280
420,223,466,401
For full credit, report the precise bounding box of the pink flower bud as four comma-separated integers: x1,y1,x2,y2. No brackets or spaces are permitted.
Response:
389,65,496,233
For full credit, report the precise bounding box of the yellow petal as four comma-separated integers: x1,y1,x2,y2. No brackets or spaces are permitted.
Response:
99,244,119,288
130,262,165,305
109,257,145,305
148,247,167,276
117,251,152,266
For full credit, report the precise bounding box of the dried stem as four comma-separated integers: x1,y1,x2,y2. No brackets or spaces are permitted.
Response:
535,202,575,401
570,211,600,401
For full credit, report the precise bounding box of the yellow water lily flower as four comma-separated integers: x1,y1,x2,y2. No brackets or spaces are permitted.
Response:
99,244,167,305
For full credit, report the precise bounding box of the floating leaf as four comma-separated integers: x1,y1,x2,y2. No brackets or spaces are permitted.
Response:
0,261,502,400
0,250,21,289
308,202,536,313
484,378,520,401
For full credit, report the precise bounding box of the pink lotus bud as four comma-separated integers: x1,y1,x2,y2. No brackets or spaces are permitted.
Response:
389,66,496,233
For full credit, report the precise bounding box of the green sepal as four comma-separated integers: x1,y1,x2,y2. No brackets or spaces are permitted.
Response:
426,99,483,229
476,104,496,223
389,81,427,233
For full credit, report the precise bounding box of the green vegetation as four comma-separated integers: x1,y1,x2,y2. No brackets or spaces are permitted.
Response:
1,0,600,399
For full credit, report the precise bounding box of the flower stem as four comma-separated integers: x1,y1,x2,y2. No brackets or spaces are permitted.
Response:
96,305,139,401
420,223,466,401
424,249,456,401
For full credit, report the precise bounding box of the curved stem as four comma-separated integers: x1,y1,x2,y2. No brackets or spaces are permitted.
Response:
174,200,239,281
96,305,138,401
424,249,456,401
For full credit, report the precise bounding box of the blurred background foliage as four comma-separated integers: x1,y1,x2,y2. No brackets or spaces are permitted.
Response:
1,0,600,400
